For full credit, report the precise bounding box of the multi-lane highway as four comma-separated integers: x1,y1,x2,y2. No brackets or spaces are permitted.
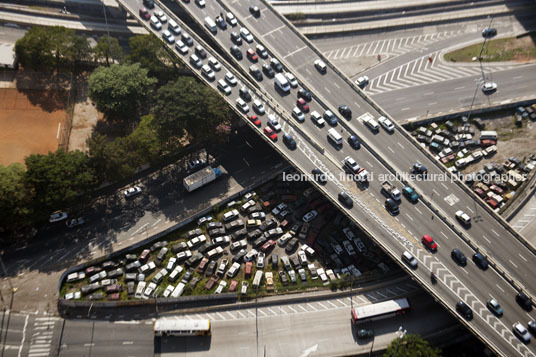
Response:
114,0,536,354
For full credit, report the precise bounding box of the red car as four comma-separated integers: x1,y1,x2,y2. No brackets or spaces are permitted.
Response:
421,235,438,252
296,98,310,112
248,114,261,127
139,7,151,20
228,280,238,292
245,261,253,278
264,127,277,141
261,239,276,252
246,48,258,62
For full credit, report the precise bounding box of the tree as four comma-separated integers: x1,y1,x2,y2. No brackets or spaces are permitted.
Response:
88,63,157,121
24,150,97,216
383,334,442,357
125,34,179,76
0,163,33,234
15,26,56,70
93,35,123,66
67,34,93,72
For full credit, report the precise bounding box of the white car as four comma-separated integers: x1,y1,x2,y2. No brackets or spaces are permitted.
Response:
223,209,239,222
217,79,231,95
240,27,254,43
455,210,471,225
124,186,142,198
284,72,298,88
256,252,265,269
355,76,369,88
226,12,237,26
201,64,215,81
150,16,162,30
197,215,213,225
236,98,249,113
162,30,175,44
155,10,167,23
162,285,174,298
314,59,327,73
166,257,177,271
190,54,202,69
195,0,206,7
513,322,531,343
225,72,238,86
343,156,360,173
175,40,188,55
253,100,265,115
310,111,325,126
215,280,227,294
482,82,497,93
302,210,318,223
267,114,281,132
208,57,221,71
49,211,68,223
251,211,266,220
377,116,395,132
292,107,305,122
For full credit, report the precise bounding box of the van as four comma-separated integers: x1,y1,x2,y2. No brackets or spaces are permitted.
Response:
402,251,418,269
204,16,217,34
252,270,264,289
274,73,290,93
168,19,181,35
479,130,497,141
328,128,342,146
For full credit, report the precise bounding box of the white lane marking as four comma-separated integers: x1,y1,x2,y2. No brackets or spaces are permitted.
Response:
509,260,518,268
440,231,449,240
518,254,528,262
317,302,327,310
455,86,465,90
432,189,440,196
441,183,448,190
284,45,308,59
414,207,422,215
152,219,161,227
466,206,474,213
262,25,285,37
334,82,340,89
401,107,411,111
482,235,491,244
122,341,134,345
19,314,29,357
491,229,499,237
397,142,404,149
387,146,395,153
324,87,331,94
405,213,413,221
423,92,434,95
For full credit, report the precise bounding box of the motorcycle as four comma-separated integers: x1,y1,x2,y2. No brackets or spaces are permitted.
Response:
431,272,437,284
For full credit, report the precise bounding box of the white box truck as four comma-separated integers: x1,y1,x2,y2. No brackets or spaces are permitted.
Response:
204,16,217,34
183,166,222,192
274,73,290,93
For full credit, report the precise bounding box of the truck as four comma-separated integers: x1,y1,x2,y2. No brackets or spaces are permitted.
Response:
356,168,370,183
274,73,290,93
183,167,222,192
381,181,401,201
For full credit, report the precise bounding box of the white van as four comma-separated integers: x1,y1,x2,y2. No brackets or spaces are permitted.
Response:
204,16,217,34
252,270,263,289
171,282,186,298
328,128,343,145
479,130,497,141
168,19,181,35
362,115,380,131
135,281,146,299
274,73,290,93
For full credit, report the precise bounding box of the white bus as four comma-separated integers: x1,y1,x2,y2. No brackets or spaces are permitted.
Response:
154,318,211,337
351,298,410,324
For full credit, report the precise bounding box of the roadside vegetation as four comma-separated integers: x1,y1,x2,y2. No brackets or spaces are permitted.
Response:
383,334,442,356
0,26,233,244
444,32,536,62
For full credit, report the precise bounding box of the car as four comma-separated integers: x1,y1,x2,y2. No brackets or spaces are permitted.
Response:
308,111,325,127
240,27,254,43
455,210,471,225
303,210,318,223
338,191,353,208
222,209,239,222
528,320,536,335
253,100,265,115
421,234,437,252
66,217,84,228
348,135,360,149
296,98,309,112
230,45,242,60
283,134,296,150
270,58,283,72
285,73,298,88
472,252,488,270
189,54,202,69
124,186,142,198
401,251,418,269
292,107,305,122
150,16,162,30
139,8,151,20
215,15,227,30
262,64,275,78
246,48,258,62
297,88,312,102
225,72,238,86
249,65,263,81
487,298,503,317
338,105,352,119
355,76,369,88
201,64,215,81
256,44,269,59
256,252,265,269
267,114,282,131
285,238,299,254
482,82,497,93
143,0,154,8
377,116,394,132
249,5,260,17
235,98,250,114
357,329,374,339
451,248,467,266
456,300,473,320
264,127,277,142
482,27,497,38
49,210,68,223
402,186,419,202
248,114,261,127
175,40,188,54
343,156,360,173
516,291,532,311
208,57,221,71
181,32,193,46
513,322,531,344
217,79,231,95
412,162,428,175
155,10,167,23
195,0,205,7
314,59,327,73
226,11,238,27
230,32,242,45
239,87,252,102
251,211,265,220
323,110,338,126
312,168,327,184
194,45,206,59
385,198,399,215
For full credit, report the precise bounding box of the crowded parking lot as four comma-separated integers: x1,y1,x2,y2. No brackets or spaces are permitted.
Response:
60,169,396,301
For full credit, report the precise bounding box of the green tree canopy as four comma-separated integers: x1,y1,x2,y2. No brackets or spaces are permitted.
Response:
93,35,123,66
88,63,157,121
24,150,97,215
125,34,178,76
0,163,33,235
383,334,442,357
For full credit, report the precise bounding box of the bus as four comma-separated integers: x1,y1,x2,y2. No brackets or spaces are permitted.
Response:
351,298,410,325
154,318,211,337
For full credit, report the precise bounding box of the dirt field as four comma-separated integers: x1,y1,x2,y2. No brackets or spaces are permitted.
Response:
0,88,67,166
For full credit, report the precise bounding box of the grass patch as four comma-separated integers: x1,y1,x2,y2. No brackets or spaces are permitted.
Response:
444,33,536,62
